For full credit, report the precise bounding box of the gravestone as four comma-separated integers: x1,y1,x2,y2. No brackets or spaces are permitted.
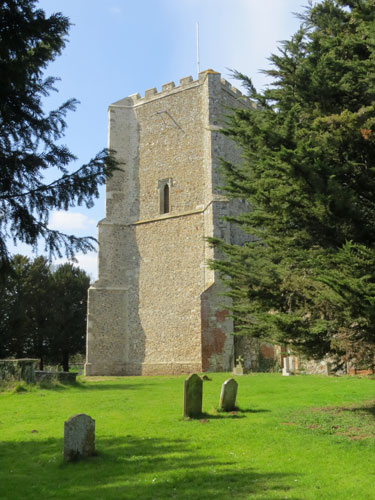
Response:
289,356,296,373
183,373,202,418
282,357,290,376
233,355,244,376
63,414,95,462
219,378,238,411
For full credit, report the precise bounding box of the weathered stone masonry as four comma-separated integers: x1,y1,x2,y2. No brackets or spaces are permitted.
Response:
85,70,252,376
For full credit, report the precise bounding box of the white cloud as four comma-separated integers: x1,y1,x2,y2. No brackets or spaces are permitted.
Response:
53,252,98,282
49,211,97,232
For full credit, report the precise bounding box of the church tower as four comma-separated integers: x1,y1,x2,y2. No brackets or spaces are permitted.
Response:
85,70,251,376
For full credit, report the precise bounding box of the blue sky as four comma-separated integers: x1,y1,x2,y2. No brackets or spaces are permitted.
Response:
11,0,307,279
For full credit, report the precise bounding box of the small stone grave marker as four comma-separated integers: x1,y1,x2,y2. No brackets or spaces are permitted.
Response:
219,378,238,411
282,357,290,376
233,355,244,376
183,373,203,418
63,413,95,462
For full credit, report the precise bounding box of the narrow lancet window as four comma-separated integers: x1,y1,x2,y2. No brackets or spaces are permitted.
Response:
163,184,170,214
158,178,172,215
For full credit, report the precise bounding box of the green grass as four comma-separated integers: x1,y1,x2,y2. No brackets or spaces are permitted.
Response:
1,373,375,499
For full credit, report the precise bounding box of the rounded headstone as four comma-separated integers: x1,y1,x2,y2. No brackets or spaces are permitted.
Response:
183,373,203,418
63,413,95,462
219,378,238,411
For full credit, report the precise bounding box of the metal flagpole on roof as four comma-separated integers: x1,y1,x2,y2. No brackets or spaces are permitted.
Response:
196,22,200,76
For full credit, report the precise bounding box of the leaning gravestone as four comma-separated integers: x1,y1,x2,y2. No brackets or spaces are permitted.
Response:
183,373,203,418
63,413,95,462
219,378,238,411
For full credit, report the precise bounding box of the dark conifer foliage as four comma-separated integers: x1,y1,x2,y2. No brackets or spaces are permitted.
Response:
212,0,375,366
48,263,90,372
0,0,116,271
0,255,89,370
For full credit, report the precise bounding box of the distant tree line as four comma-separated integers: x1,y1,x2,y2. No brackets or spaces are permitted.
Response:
0,255,90,371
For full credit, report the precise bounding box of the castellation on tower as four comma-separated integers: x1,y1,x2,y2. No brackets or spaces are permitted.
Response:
84,69,258,376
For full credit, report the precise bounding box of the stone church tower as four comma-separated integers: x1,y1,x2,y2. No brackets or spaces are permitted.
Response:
85,69,252,376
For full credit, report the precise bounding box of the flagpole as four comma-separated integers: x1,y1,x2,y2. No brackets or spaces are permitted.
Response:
196,22,200,76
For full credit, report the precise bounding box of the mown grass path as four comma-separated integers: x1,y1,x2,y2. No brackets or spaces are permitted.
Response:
1,373,375,499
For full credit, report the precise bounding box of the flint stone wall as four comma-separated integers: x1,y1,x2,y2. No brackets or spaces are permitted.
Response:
298,359,332,375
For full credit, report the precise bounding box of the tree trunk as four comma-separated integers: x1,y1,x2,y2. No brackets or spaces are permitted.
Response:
62,352,69,372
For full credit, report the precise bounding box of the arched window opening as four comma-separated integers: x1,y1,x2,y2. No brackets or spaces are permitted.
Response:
163,184,170,214
158,178,172,215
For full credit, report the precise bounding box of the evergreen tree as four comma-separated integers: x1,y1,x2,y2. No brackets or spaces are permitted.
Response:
0,0,116,273
212,0,375,366
0,255,32,359
48,263,90,372
0,255,52,368
0,256,89,370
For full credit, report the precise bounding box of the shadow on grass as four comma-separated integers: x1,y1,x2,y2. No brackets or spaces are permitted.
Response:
237,407,271,414
38,382,72,391
0,435,299,500
198,412,247,420
1,382,69,393
1,379,151,394
75,381,151,391
208,408,271,418
3,381,151,393
183,407,271,421
345,401,375,417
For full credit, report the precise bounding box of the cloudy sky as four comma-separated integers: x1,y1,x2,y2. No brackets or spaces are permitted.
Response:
10,0,307,279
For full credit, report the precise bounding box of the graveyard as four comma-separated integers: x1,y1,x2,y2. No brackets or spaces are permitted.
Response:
1,373,375,499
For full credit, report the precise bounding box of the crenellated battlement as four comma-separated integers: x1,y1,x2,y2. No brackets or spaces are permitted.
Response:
112,69,249,107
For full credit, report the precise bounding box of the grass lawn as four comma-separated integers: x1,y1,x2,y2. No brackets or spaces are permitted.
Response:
1,373,375,499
